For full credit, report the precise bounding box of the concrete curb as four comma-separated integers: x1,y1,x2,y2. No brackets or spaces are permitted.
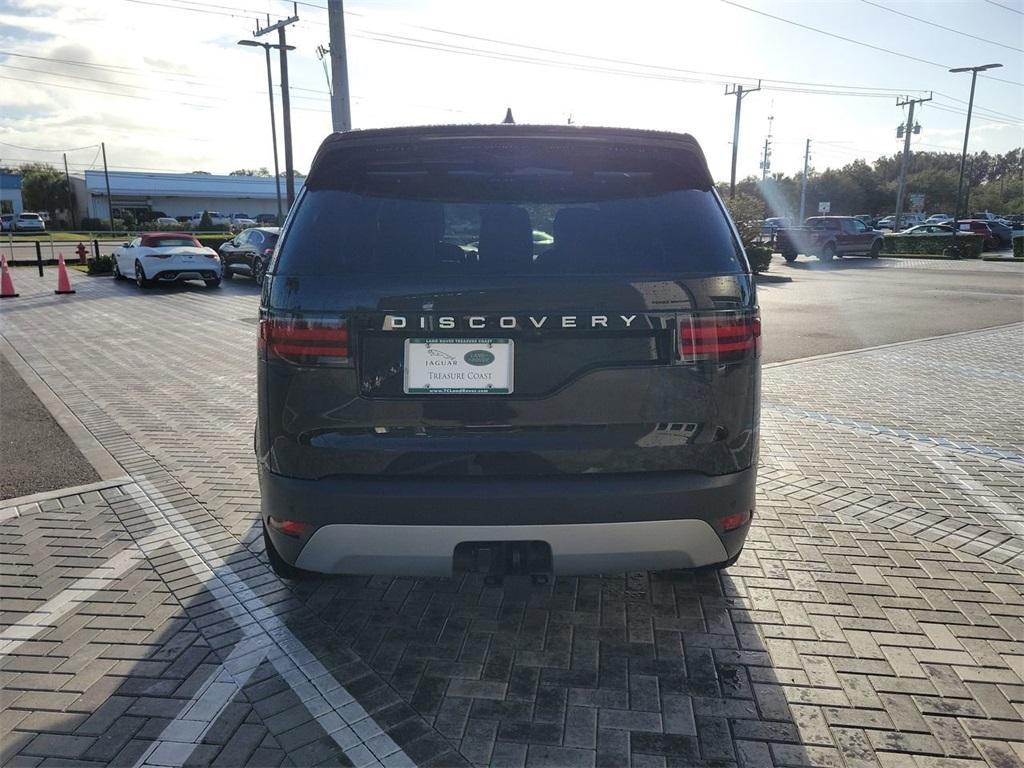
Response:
0,476,133,514
0,336,126,481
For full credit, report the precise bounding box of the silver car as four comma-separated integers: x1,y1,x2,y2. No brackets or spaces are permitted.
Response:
14,212,46,232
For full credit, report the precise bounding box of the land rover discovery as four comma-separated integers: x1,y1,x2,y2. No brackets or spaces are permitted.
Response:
257,124,760,579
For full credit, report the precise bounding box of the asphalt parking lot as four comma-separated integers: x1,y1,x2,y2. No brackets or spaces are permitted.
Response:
1,259,1022,767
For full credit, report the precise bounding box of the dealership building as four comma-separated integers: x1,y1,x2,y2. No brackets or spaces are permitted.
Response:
70,170,303,222
1,172,23,216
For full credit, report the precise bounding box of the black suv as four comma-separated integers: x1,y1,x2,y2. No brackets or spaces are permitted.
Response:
219,227,280,284
257,125,761,579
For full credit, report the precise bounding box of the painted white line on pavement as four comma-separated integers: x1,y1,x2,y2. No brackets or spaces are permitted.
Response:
911,443,1024,540
122,478,409,768
0,525,178,658
0,477,413,766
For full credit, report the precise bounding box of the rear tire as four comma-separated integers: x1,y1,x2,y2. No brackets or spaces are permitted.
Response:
205,277,222,289
263,523,310,580
869,240,881,259
820,244,835,262
221,261,233,280
782,252,797,263
113,261,125,280
134,261,151,288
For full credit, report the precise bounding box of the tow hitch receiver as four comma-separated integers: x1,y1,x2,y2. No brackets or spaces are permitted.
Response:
454,540,553,584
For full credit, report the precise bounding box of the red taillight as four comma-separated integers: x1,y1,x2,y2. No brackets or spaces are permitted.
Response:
720,509,752,532
259,317,350,366
262,247,274,256
268,517,308,537
679,312,761,363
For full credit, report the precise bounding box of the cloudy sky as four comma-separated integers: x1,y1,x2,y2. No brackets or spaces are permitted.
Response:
1,0,1022,183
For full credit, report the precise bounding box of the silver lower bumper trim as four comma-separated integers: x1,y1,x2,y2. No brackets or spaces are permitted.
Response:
294,519,729,576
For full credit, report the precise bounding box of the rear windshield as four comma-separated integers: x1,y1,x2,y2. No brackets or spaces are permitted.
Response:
277,160,742,276
145,237,199,248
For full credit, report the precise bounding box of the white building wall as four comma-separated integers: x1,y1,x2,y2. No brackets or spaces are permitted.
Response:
75,170,302,222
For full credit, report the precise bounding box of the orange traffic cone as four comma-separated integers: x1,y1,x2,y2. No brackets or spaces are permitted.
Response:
54,253,76,295
0,254,18,298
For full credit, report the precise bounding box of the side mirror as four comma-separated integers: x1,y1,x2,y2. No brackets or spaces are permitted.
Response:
123,242,130,247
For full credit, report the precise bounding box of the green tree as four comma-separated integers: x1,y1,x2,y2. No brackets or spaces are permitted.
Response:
18,163,72,217
723,193,765,246
229,168,271,177
199,210,213,230
716,146,1022,218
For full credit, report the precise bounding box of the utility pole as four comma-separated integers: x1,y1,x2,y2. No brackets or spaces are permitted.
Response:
949,63,1002,225
255,5,299,207
724,80,761,198
799,139,811,223
327,0,352,132
760,114,774,181
101,142,113,231
893,93,931,232
62,153,77,230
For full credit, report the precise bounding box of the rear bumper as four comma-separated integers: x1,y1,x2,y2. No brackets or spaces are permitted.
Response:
152,268,219,282
260,465,755,576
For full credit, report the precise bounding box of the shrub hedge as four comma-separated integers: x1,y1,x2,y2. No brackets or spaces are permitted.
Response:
883,233,984,258
87,255,113,275
195,234,234,249
1014,236,1023,259
745,245,772,273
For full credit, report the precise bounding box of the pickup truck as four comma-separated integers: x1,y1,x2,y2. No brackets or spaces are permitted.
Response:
773,216,885,262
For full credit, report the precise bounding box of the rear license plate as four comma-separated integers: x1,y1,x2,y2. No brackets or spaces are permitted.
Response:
404,338,513,394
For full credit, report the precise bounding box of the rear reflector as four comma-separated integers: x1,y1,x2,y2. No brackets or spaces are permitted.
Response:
259,317,350,365
679,312,761,363
268,517,308,537
720,509,752,532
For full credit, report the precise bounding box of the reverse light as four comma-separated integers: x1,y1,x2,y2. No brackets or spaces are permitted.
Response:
720,509,752,532
268,517,308,537
679,312,761,363
259,317,350,366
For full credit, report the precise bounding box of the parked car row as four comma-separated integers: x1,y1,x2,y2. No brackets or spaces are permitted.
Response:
109,226,281,290
0,212,47,232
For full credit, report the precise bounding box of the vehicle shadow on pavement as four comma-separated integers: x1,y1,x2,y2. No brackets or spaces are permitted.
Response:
280,546,818,767
782,258,889,272
754,273,793,285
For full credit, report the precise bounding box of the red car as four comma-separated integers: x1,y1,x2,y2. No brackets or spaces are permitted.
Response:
956,221,999,251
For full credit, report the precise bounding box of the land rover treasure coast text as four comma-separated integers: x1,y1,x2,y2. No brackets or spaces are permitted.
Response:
256,124,761,579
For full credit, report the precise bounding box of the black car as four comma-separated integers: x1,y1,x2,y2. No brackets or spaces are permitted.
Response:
219,227,280,284
257,124,761,580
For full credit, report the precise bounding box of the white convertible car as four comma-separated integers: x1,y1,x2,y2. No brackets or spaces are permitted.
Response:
112,232,222,289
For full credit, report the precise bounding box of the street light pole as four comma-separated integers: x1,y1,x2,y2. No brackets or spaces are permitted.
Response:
263,45,283,225
238,38,295,224
949,63,1001,224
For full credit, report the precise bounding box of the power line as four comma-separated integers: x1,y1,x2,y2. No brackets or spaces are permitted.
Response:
932,90,1024,122
0,53,331,101
120,0,257,19
858,0,1024,53
983,0,1024,15
0,140,99,153
926,101,1024,126
717,0,1024,88
115,0,930,97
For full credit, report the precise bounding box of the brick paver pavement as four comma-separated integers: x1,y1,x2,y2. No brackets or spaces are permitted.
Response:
1,268,1021,767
